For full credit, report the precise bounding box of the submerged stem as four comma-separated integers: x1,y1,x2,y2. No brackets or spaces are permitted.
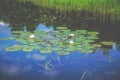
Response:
80,71,87,80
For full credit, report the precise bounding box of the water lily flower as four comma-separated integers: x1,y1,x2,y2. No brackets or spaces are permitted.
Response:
69,40,74,44
69,34,74,36
29,34,35,39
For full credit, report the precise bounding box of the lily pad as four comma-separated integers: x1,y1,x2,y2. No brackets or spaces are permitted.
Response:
6,46,21,52
100,41,115,46
82,49,94,53
5,28,100,55
56,27,68,30
65,46,75,51
58,51,70,55
91,44,101,48
12,31,23,34
0,38,10,40
40,49,52,54
77,30,87,34
22,47,34,52
52,47,63,51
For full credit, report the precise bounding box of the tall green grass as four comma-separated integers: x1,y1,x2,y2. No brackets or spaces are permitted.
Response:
21,0,120,11
20,0,120,21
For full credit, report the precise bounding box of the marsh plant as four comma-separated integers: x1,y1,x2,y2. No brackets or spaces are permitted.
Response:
20,0,120,22
5,27,101,55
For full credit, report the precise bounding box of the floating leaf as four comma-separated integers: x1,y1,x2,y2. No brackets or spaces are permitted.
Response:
40,49,52,54
22,46,34,52
56,27,68,30
6,46,22,52
58,51,70,55
6,29,99,55
100,41,115,46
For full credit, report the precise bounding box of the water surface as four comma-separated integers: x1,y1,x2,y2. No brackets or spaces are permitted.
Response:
0,24,120,80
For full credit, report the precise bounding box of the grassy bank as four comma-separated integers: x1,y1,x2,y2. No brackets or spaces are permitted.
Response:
19,0,120,21
20,0,120,12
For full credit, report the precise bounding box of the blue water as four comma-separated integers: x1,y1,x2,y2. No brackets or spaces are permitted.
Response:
0,23,120,80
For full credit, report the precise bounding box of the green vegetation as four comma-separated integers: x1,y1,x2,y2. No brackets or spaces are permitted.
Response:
5,28,101,54
100,41,115,46
0,0,40,31
1,0,119,31
20,0,120,21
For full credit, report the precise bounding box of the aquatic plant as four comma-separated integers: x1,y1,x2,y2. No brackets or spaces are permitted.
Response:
20,0,120,21
80,71,87,80
56,27,68,30
58,51,70,55
29,34,35,39
5,28,101,54
22,45,34,52
100,41,115,46
5,45,22,52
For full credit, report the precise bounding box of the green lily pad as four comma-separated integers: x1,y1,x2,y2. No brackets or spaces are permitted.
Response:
91,44,101,48
6,45,22,52
64,46,75,51
22,46,34,52
12,31,23,34
40,49,52,54
0,38,10,40
52,47,63,51
76,30,87,34
85,40,95,43
6,29,100,55
22,45,34,52
86,36,98,40
88,31,99,35
57,51,70,55
81,49,94,53
34,30,47,35
50,39,59,43
100,41,115,46
56,27,68,30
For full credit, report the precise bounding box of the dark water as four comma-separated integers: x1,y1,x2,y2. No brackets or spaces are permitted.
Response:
0,0,120,80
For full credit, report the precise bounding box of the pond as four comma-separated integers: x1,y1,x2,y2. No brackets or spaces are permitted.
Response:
0,22,120,80
0,0,120,80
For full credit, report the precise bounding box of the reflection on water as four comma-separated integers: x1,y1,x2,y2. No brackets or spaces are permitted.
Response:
36,23,54,32
0,21,11,38
0,23,120,80
0,47,120,80
0,0,40,31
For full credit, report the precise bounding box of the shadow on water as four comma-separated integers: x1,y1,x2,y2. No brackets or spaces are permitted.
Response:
0,0,40,31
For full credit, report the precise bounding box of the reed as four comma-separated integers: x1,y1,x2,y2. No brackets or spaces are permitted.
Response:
20,0,120,21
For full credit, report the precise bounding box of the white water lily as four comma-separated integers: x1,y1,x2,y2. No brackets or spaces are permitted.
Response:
69,40,74,44
69,34,75,37
29,34,35,39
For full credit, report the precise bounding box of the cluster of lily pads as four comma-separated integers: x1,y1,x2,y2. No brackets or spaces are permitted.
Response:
5,27,102,55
